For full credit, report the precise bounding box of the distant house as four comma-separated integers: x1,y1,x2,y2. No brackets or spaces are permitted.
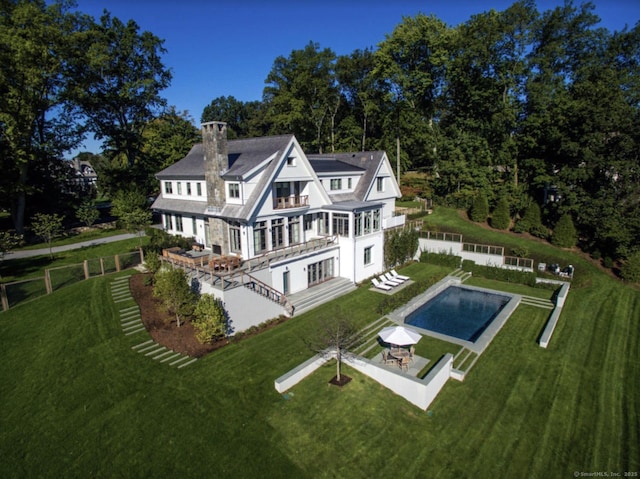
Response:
70,158,98,188
151,122,404,330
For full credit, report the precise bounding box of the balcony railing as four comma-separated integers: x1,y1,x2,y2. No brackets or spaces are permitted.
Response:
274,195,309,209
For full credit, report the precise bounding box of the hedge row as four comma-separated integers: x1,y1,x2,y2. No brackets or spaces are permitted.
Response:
462,260,537,286
419,251,462,269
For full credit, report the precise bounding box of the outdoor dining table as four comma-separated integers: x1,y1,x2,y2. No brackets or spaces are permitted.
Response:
389,348,410,360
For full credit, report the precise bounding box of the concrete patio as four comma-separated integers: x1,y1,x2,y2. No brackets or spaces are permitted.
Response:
371,351,430,377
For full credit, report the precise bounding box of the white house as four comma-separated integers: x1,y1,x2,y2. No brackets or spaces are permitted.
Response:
151,122,403,329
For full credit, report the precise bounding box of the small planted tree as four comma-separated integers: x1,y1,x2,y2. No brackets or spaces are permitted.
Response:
31,213,64,259
305,307,361,386
153,266,194,327
193,294,227,344
0,231,22,277
111,189,152,245
76,200,100,228
490,197,511,230
469,191,489,223
551,214,577,248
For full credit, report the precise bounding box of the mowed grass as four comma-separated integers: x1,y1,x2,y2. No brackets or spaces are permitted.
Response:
1,212,639,477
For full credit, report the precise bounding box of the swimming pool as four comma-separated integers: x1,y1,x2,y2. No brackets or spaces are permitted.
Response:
405,285,511,342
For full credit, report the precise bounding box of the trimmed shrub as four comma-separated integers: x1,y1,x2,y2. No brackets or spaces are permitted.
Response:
375,277,439,315
490,197,511,230
469,191,489,223
551,214,577,248
384,228,419,268
193,294,228,344
465,263,537,286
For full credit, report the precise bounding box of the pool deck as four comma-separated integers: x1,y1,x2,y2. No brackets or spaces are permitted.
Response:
387,276,521,355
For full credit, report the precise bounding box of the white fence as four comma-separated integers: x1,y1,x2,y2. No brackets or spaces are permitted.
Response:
539,282,570,348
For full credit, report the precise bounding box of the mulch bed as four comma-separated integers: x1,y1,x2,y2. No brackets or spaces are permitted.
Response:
328,375,352,387
129,273,228,358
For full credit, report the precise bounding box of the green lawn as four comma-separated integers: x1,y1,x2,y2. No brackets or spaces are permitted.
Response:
1,209,638,478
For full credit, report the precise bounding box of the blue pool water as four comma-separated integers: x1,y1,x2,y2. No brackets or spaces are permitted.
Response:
405,286,510,342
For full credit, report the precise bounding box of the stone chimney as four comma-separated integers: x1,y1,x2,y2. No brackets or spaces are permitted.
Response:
202,121,229,255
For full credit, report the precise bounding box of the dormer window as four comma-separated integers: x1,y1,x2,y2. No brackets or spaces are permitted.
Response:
228,183,240,199
330,179,342,190
164,181,173,194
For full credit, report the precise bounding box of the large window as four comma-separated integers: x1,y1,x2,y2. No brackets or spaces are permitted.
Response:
307,258,334,286
288,216,300,245
354,209,381,236
164,182,173,194
230,222,241,252
330,178,342,190
253,221,267,254
164,213,173,230
364,246,373,265
304,214,314,231
271,218,285,249
318,212,330,235
228,183,240,198
192,216,197,234
332,213,349,237
176,215,183,232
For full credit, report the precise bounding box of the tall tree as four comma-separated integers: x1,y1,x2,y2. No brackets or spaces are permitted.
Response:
263,41,339,153
0,0,87,233
67,11,171,171
201,96,265,139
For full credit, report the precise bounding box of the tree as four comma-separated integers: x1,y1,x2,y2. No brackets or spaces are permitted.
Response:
31,213,64,259
76,200,100,228
551,214,577,248
193,294,227,344
469,191,489,222
110,189,151,244
490,197,511,230
620,251,640,284
0,0,88,234
0,231,23,276
305,307,360,384
153,266,194,327
67,10,171,175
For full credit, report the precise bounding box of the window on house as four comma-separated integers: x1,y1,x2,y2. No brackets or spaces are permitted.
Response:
253,221,267,254
318,212,330,235
287,156,295,166
354,212,363,237
271,218,284,248
175,215,183,232
186,182,192,195
196,182,202,196
348,178,352,189
228,183,240,199
330,178,342,190
376,177,384,192
364,211,372,234
177,182,182,195
304,214,314,231
332,213,349,237
164,213,173,230
164,182,173,194
364,246,373,265
288,216,300,244
373,209,381,231
192,216,197,234
229,222,241,252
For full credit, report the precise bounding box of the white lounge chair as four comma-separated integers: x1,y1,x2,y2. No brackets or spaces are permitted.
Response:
391,269,410,281
384,272,405,284
379,275,401,287
372,278,392,291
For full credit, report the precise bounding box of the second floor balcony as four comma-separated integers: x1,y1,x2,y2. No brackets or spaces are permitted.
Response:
274,195,309,210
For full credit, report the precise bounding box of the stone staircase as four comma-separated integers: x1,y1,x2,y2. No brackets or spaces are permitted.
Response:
287,277,356,316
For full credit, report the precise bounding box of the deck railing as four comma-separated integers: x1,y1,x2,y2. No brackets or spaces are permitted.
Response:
274,195,309,209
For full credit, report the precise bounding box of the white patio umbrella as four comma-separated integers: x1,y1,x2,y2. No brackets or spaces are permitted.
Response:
378,326,422,347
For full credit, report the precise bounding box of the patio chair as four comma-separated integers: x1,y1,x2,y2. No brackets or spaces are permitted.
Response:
391,269,410,281
384,272,405,284
379,275,401,287
409,345,415,362
383,350,398,367
399,357,410,372
372,278,392,291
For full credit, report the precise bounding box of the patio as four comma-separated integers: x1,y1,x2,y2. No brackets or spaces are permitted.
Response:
372,350,430,377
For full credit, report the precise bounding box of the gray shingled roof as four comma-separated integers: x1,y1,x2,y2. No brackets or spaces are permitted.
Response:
309,158,365,174
307,151,386,202
155,134,294,180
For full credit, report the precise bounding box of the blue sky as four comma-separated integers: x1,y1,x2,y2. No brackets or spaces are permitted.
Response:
71,0,639,153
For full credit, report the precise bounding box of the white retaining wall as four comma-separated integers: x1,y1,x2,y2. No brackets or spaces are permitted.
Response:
539,282,570,348
274,350,454,411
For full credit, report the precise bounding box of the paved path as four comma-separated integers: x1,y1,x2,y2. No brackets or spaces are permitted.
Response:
6,232,143,260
